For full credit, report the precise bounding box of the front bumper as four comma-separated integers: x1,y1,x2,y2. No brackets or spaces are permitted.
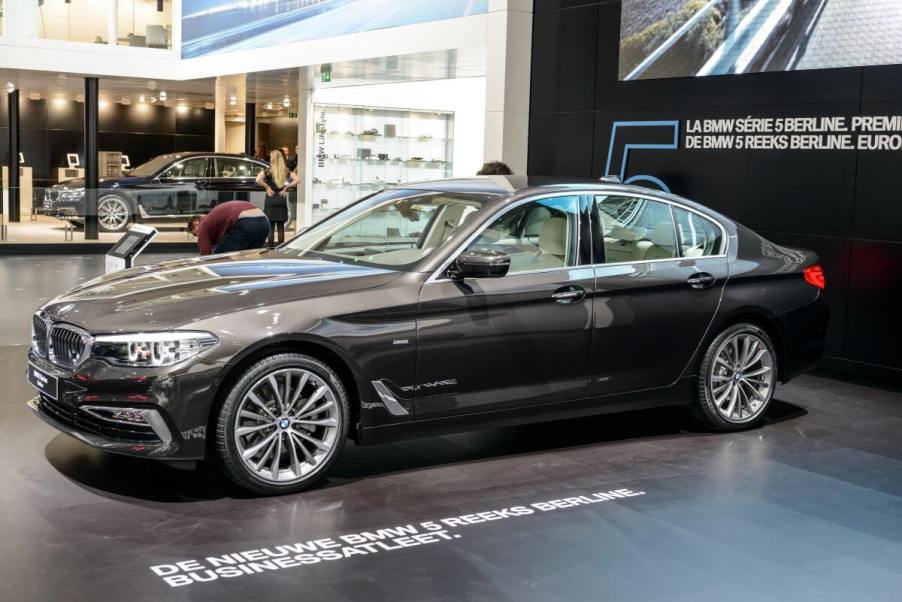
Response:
26,351,223,460
28,396,176,457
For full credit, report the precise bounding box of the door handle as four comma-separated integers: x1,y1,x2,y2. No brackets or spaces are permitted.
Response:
687,272,716,289
552,286,586,304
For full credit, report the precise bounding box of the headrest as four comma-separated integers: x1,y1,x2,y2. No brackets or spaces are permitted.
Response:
611,226,647,242
651,222,676,246
539,218,567,256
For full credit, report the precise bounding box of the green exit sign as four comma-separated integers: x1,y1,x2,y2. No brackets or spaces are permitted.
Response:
321,71,331,83
321,63,332,83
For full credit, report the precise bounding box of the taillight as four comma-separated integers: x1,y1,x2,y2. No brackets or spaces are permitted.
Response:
803,264,825,290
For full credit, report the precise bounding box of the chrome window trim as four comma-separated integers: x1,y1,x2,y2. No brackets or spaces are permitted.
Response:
592,192,728,262
426,189,729,284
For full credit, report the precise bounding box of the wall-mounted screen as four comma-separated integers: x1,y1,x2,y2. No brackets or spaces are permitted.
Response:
182,0,488,58
619,0,902,81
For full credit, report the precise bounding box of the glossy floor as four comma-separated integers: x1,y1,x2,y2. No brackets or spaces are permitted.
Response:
2,257,902,601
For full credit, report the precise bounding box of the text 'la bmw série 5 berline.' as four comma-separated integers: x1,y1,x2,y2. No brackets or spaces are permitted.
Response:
26,176,829,495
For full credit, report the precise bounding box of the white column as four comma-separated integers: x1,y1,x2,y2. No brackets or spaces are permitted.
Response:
107,0,117,46
483,0,533,175
214,77,228,152
297,67,313,228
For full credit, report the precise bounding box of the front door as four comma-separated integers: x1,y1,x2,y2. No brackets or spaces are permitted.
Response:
415,195,594,419
144,156,210,216
589,194,729,395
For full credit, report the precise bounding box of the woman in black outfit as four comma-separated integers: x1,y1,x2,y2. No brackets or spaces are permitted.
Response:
256,150,300,247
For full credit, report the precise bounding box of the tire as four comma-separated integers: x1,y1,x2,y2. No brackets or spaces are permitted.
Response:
691,323,778,432
97,194,134,233
214,353,350,495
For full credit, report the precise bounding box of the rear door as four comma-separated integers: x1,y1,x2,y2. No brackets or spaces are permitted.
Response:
589,194,728,395
206,157,266,210
415,194,595,419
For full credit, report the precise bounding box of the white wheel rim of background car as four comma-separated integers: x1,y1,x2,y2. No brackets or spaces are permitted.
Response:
97,196,130,231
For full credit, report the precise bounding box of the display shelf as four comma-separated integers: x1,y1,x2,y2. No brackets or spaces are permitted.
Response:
311,103,454,222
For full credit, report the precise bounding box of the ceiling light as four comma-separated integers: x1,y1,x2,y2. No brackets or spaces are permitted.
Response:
139,95,146,103
159,90,167,101
56,74,67,85
147,80,157,90
176,104,189,114
29,92,42,101
99,99,110,108
265,102,273,110
204,102,215,110
121,96,131,105
5,82,15,94
229,95,237,106
282,95,290,108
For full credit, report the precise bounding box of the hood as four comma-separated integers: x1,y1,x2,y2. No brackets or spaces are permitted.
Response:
40,249,400,333
54,175,146,189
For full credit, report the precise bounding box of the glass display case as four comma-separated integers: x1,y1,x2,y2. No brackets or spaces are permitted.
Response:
310,104,454,223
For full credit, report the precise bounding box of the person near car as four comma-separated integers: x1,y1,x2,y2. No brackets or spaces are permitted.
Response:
254,144,268,161
477,161,514,175
285,145,299,171
257,150,299,247
187,200,270,256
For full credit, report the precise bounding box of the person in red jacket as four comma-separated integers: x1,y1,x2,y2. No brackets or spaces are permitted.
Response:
187,200,271,256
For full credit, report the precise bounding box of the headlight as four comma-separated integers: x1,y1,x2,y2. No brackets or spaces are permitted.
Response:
92,331,218,367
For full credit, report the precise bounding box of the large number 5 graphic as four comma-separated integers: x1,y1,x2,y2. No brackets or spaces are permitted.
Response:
604,120,680,193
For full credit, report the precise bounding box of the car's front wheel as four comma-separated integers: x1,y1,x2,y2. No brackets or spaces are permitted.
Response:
692,323,777,431
215,353,350,495
97,194,134,233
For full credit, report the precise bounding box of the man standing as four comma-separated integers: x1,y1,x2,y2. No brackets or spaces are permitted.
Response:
188,200,270,256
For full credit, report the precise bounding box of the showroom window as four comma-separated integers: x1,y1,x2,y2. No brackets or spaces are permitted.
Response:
467,196,581,273
36,0,172,47
37,0,109,43
595,196,678,263
672,206,724,257
117,0,171,48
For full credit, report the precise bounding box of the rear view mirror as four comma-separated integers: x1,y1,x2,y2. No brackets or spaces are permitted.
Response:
449,250,510,280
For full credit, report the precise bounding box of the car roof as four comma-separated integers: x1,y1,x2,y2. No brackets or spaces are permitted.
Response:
158,152,264,161
393,176,734,226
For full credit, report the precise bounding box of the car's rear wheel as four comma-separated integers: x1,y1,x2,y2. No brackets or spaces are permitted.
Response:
97,194,133,233
692,324,777,431
215,353,349,495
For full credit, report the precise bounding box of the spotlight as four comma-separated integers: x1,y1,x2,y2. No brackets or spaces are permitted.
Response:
121,96,131,105
5,82,15,94
282,95,290,108
29,92,42,101
159,90,167,101
265,102,273,110
139,95,146,103
229,95,237,106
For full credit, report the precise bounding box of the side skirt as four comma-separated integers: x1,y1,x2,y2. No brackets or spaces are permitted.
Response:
357,377,694,446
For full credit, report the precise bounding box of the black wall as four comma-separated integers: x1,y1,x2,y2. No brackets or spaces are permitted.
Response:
0,97,214,193
529,0,902,379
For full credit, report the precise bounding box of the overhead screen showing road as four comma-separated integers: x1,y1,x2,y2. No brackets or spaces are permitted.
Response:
619,0,902,80
182,0,488,59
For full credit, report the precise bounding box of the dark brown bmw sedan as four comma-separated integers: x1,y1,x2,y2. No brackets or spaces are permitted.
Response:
27,176,829,495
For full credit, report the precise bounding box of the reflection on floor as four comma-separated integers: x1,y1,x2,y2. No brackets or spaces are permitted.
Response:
2,258,902,600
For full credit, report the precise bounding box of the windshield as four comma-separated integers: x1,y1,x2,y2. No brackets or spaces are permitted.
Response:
127,155,177,177
281,189,494,269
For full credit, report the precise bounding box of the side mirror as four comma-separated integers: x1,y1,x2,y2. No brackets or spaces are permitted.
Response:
449,250,510,280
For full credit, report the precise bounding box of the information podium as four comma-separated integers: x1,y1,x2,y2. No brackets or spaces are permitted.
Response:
105,224,158,273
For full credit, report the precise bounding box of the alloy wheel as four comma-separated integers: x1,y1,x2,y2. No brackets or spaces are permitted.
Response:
707,332,775,423
233,368,341,484
97,196,131,231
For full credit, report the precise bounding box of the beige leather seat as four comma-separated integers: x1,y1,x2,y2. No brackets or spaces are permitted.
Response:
642,222,677,260
531,217,567,269
604,226,647,262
